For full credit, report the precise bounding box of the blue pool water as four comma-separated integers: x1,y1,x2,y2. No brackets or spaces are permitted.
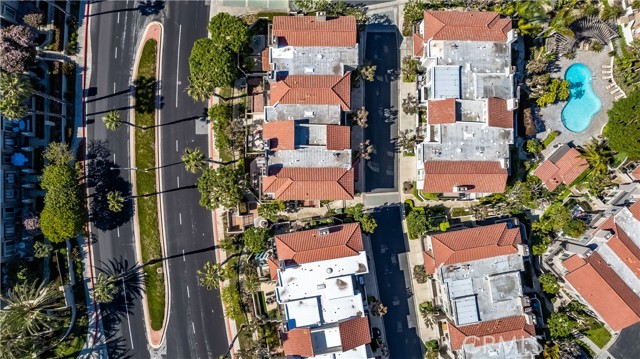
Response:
561,63,602,133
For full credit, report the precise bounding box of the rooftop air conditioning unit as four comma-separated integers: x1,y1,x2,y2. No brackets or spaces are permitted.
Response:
319,228,330,236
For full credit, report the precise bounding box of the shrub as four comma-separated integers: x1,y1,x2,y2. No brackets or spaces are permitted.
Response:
539,273,560,295
439,221,450,232
413,265,429,284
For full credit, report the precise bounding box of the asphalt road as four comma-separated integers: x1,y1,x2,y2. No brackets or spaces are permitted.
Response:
85,1,227,357
364,30,399,192
370,206,424,359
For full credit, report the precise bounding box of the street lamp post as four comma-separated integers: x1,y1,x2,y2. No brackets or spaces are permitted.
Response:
110,167,150,172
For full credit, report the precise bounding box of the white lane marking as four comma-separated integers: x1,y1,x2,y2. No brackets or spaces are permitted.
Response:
115,47,118,59
113,153,116,162
182,249,186,261
187,285,190,298
177,176,180,187
117,12,120,23
113,82,116,93
176,25,182,108
192,322,196,334
122,277,135,349
117,227,120,237
179,212,182,225
176,140,179,152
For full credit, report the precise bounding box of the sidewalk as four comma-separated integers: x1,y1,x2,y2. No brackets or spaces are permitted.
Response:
362,234,390,358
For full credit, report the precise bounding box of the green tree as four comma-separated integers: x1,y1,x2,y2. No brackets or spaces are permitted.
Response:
221,285,243,320
257,201,285,222
539,273,560,294
533,202,572,235
354,107,369,128
0,281,68,358
93,273,118,303
40,160,84,243
526,139,544,154
42,142,74,166
243,227,271,254
0,72,32,120
406,210,428,239
102,110,122,131
548,312,576,339
186,76,213,102
197,167,244,210
401,55,422,82
543,342,560,359
359,62,376,82
546,8,577,38
207,13,249,53
413,265,430,284
580,139,612,177
107,191,125,213
345,204,378,234
197,261,227,290
182,147,207,174
601,2,624,21
562,219,586,238
33,241,53,258
604,91,640,159
188,38,236,99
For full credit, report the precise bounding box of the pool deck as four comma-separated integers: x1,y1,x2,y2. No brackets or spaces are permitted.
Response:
537,49,616,153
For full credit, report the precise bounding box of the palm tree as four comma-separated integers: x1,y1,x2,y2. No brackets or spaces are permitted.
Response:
359,139,374,160
197,261,227,290
0,281,68,357
182,147,207,173
186,76,213,102
354,107,368,128
397,129,416,153
102,110,122,131
545,8,577,38
107,191,125,212
601,2,624,21
580,140,613,176
0,72,32,120
93,273,118,303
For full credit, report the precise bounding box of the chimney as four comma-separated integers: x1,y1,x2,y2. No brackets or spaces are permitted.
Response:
316,11,326,21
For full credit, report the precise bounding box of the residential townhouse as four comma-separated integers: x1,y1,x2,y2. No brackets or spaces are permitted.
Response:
422,223,539,358
533,144,589,191
413,11,518,198
270,223,373,358
560,201,640,333
255,15,359,204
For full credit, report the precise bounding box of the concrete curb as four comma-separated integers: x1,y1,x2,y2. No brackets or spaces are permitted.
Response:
129,21,168,349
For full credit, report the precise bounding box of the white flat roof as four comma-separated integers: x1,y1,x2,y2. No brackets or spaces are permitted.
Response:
286,297,322,327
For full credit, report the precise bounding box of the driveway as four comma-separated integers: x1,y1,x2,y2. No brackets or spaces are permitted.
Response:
370,206,424,359
364,30,399,192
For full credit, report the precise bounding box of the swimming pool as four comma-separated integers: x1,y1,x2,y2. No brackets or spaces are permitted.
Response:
561,63,602,133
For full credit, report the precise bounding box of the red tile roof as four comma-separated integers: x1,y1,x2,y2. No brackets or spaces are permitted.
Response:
263,121,296,150
423,161,508,193
563,252,640,331
533,147,588,191
282,328,314,357
261,47,271,71
270,73,351,111
631,166,640,181
268,256,279,281
339,316,371,351
609,225,640,279
262,167,355,201
413,33,425,57
448,316,535,351
428,99,456,124
424,223,521,274
275,223,363,265
326,125,351,150
487,98,513,128
423,11,512,42
562,254,587,273
272,16,357,47
424,251,436,274
630,200,640,221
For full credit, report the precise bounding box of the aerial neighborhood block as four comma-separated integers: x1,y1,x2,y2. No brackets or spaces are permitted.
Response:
413,11,518,198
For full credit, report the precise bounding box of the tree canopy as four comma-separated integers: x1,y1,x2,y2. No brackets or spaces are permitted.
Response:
0,25,36,74
197,166,244,210
548,312,576,339
345,204,378,234
604,90,640,159
539,273,560,295
207,12,249,53
257,201,285,222
188,38,236,94
243,227,271,254
0,72,32,120
40,162,84,243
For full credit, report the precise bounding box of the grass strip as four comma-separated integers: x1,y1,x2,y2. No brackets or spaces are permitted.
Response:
586,325,611,348
134,39,165,331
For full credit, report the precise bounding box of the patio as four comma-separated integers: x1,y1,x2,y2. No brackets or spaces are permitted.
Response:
537,49,616,148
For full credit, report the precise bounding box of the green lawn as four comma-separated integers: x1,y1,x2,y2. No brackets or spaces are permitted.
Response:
612,152,627,169
134,39,165,331
586,325,611,348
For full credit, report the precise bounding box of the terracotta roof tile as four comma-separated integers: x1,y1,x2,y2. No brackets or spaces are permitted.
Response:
272,16,357,47
261,47,271,71
423,161,508,193
326,125,351,150
629,201,640,221
282,328,314,357
562,254,587,272
631,166,640,181
269,73,351,111
487,98,513,128
275,223,363,265
609,225,640,279
262,167,354,201
424,250,436,274
413,32,425,57
564,252,640,331
339,316,371,351
448,316,535,351
426,223,521,274
423,11,512,42
534,147,588,191
263,121,296,150
428,99,456,124
268,256,279,281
